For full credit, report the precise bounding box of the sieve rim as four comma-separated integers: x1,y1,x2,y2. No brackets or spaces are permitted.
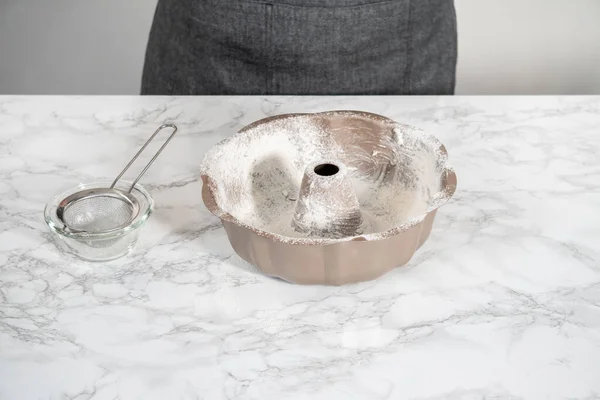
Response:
57,188,140,234
44,180,154,239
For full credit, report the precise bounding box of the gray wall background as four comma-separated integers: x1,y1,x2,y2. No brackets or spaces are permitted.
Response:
1,0,599,95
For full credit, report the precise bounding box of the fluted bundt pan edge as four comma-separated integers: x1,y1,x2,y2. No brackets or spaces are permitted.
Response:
200,111,457,285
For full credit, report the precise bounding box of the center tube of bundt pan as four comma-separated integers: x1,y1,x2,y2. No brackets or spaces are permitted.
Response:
292,161,363,238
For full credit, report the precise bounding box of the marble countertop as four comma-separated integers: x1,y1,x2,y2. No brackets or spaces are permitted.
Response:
1,96,599,400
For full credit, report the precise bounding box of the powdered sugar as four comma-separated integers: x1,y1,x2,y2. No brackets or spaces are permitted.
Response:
200,112,451,241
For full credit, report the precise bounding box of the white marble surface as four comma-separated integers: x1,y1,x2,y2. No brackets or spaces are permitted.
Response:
1,96,600,399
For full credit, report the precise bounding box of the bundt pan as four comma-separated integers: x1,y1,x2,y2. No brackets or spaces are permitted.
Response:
200,111,456,285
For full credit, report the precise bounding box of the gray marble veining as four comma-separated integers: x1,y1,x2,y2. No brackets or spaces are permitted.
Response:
1,96,600,399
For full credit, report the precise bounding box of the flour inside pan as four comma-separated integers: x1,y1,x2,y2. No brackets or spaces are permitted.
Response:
200,113,449,242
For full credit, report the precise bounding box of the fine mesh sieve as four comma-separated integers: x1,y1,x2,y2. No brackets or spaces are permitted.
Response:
56,124,178,234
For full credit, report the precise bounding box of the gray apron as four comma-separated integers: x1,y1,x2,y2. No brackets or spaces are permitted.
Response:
141,0,457,95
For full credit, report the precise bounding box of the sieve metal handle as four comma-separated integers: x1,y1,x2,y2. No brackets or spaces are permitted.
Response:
110,124,179,193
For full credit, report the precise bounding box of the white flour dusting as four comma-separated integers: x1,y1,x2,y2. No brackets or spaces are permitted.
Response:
200,112,449,241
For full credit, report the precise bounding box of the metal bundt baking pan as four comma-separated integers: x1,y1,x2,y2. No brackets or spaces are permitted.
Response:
200,111,456,285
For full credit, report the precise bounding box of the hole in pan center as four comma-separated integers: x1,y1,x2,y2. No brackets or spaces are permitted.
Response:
314,163,339,177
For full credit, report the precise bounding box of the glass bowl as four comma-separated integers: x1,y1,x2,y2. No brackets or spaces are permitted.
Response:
44,180,154,261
